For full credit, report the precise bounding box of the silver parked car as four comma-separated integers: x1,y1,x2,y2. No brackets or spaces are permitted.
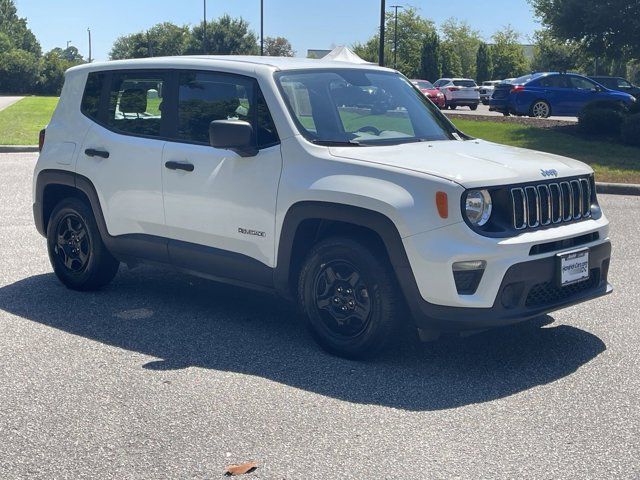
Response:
433,78,480,110
479,80,502,105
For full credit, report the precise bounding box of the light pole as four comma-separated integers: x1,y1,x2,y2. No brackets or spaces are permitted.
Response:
203,0,207,54
87,28,92,62
260,0,264,56
390,5,403,69
66,40,72,49
378,0,385,67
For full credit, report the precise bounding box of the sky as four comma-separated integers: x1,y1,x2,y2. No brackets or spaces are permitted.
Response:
15,0,541,61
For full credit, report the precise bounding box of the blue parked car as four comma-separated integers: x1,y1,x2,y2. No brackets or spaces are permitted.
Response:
489,72,636,118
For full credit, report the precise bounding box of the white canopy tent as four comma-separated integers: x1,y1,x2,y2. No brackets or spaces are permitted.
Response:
320,46,372,64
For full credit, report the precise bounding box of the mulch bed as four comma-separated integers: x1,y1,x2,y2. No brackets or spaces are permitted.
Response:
445,112,576,129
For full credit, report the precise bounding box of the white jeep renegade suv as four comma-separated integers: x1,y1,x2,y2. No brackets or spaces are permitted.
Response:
33,56,612,358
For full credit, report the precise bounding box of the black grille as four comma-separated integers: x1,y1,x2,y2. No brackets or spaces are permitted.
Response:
525,269,599,307
511,177,592,231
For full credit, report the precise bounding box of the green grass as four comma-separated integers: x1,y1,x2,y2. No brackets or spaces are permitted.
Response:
0,96,59,145
451,118,640,184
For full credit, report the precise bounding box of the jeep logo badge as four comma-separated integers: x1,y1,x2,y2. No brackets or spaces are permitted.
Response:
540,168,558,178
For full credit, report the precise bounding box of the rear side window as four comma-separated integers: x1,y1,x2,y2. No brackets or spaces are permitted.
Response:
81,72,105,121
105,72,166,138
536,75,568,88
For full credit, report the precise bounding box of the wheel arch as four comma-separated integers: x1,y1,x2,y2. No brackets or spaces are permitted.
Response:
274,201,416,301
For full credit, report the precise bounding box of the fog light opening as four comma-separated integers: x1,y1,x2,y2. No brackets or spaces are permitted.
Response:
452,260,486,295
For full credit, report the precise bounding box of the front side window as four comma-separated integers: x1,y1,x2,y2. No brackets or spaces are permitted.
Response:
176,71,279,148
105,72,166,137
570,76,598,91
276,69,456,146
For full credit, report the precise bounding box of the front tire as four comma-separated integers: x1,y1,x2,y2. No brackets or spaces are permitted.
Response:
470,104,478,111
298,237,403,359
47,198,119,291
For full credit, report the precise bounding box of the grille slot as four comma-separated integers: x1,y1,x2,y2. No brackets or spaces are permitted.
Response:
510,177,592,231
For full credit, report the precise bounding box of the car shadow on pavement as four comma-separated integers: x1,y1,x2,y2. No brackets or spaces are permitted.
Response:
0,267,606,411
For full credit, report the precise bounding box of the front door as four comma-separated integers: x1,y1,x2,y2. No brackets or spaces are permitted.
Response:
161,70,282,278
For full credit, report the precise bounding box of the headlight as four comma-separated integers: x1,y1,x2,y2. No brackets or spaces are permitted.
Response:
465,190,492,226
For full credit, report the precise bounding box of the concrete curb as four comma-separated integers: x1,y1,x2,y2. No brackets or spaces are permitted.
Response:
596,182,640,196
0,145,39,153
1,147,638,196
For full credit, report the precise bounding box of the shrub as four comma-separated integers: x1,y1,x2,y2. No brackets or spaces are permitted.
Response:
620,113,640,147
578,107,625,136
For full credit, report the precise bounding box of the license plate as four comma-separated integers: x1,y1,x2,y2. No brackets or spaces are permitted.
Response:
558,249,590,286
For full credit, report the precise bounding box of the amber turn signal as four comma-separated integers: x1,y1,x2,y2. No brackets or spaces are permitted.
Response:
436,191,448,219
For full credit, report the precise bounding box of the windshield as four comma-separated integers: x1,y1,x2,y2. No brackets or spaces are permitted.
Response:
276,69,456,146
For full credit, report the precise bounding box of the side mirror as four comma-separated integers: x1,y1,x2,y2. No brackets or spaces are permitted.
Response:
209,120,258,157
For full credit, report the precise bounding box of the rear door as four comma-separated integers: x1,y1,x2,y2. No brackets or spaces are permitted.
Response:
78,70,169,240
161,70,282,279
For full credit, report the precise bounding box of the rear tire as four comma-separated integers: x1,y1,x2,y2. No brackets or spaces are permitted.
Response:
298,237,403,359
449,104,457,110
529,100,551,118
470,104,478,111
47,198,119,291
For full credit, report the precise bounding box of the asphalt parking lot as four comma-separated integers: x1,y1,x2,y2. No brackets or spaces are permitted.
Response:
0,153,638,479
442,103,578,122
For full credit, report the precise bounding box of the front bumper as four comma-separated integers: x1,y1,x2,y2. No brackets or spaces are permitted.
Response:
397,218,612,330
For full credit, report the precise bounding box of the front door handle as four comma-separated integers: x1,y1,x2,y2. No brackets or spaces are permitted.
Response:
85,148,109,158
165,160,195,172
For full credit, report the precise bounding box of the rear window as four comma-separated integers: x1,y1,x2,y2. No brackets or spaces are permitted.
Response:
415,80,434,89
81,72,105,121
512,73,544,85
453,80,477,87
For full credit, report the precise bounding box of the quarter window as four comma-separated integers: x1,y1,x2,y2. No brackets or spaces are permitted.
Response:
81,72,105,121
105,72,166,137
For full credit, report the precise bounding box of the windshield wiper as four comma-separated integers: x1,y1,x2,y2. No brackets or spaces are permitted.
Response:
311,139,363,147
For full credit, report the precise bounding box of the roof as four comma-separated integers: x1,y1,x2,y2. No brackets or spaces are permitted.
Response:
67,55,394,76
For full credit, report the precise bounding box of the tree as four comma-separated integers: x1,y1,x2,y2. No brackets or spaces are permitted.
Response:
38,47,85,95
531,29,581,72
352,7,435,78
420,31,441,81
491,26,529,79
440,19,482,78
530,0,640,60
186,15,258,55
0,48,39,93
440,43,462,77
476,42,493,82
264,36,294,57
110,22,189,59
0,0,41,56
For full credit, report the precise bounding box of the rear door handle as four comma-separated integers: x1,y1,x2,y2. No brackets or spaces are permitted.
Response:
165,160,194,172
85,148,109,158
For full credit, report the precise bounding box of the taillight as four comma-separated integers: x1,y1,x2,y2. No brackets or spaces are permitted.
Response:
38,128,46,152
510,85,525,94
448,86,460,92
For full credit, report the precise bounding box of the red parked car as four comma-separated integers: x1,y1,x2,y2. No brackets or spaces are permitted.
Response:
411,79,446,109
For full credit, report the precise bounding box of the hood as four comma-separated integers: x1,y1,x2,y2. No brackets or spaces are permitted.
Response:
329,139,592,189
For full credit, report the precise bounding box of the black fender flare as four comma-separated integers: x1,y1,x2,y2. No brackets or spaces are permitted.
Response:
273,201,423,316
34,169,169,263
